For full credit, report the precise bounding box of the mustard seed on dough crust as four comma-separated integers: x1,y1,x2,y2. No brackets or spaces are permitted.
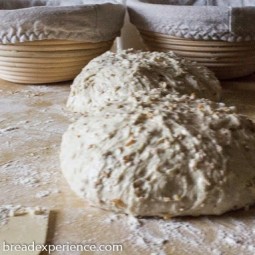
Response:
61,91,255,217
67,49,221,113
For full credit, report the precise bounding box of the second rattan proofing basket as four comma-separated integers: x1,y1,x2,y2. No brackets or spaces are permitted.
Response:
128,0,255,80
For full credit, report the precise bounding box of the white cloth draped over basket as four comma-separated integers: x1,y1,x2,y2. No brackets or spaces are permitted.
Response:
128,0,255,42
0,0,125,84
0,0,125,44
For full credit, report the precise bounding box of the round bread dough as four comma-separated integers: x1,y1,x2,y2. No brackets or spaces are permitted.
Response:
60,91,255,217
67,49,222,113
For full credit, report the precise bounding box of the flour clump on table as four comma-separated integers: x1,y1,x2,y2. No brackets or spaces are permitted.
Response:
60,91,255,217
67,49,221,113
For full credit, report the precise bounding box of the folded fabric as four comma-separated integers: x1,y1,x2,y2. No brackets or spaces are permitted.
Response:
128,0,255,42
0,0,125,44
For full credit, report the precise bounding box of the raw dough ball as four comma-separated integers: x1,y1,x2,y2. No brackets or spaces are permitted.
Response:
60,91,255,217
67,49,221,113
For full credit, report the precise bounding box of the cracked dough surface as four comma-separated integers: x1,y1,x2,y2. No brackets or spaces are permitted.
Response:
61,91,255,217
67,49,221,113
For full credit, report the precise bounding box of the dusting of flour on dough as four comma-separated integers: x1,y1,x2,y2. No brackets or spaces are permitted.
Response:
61,91,255,217
67,49,221,113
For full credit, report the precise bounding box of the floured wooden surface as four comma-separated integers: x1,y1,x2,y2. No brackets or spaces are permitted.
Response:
1,76,255,255
0,206,49,255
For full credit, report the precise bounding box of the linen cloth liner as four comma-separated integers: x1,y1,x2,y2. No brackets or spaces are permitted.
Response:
0,0,125,44
128,0,255,42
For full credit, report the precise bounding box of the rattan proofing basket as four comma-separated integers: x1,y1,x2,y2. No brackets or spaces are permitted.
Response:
140,30,255,80
128,0,255,80
0,0,125,84
0,39,113,84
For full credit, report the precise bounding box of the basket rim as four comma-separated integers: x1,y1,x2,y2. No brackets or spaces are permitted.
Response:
128,0,255,8
0,1,125,44
128,0,255,42
0,0,123,10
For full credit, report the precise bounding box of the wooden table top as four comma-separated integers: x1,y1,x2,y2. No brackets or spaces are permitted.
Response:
1,75,255,255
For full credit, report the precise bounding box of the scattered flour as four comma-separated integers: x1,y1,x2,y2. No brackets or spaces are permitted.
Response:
0,85,68,201
35,189,61,198
35,190,52,198
0,205,48,226
102,212,255,255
